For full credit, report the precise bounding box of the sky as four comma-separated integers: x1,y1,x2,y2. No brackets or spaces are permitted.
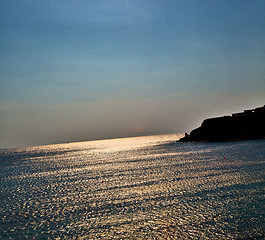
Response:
1,0,265,148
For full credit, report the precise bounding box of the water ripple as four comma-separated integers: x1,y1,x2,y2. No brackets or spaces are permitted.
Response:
0,135,264,239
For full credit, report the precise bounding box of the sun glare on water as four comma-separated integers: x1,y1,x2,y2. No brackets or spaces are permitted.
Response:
0,135,264,239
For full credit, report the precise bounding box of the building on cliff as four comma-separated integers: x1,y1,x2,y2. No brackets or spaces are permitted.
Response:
179,105,265,142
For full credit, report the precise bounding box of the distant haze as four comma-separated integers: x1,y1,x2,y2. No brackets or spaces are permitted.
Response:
1,0,265,148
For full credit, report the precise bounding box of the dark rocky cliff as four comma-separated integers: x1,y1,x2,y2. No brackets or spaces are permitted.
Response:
179,105,265,142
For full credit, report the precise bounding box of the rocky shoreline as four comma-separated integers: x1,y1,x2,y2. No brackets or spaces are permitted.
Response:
179,105,265,142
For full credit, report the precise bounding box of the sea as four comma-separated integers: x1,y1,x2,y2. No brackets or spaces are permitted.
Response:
0,134,264,239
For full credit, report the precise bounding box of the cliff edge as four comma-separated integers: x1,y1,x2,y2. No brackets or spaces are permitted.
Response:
179,105,265,142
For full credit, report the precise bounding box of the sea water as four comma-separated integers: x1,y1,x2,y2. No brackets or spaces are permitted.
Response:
0,134,264,239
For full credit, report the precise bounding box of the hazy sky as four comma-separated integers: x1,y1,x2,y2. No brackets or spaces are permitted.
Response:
1,0,265,148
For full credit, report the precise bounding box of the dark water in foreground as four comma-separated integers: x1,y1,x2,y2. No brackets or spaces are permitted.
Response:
0,135,264,239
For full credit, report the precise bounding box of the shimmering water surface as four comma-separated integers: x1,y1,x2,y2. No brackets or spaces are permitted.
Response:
1,134,264,239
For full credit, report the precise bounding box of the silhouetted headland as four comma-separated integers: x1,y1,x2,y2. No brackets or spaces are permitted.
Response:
179,105,265,142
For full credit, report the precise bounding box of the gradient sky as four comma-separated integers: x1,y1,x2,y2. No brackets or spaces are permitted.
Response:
1,0,265,148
